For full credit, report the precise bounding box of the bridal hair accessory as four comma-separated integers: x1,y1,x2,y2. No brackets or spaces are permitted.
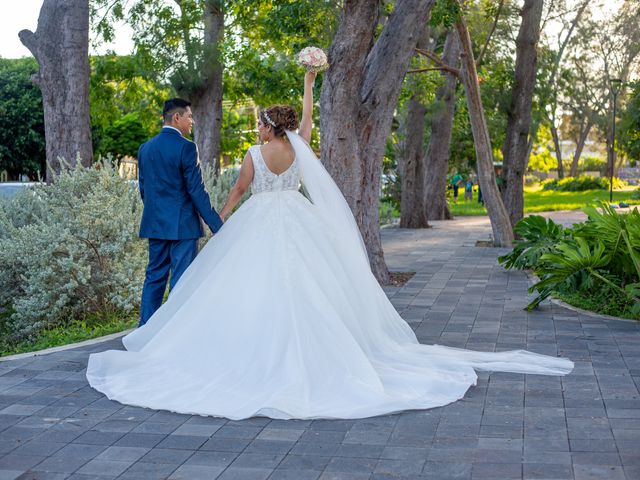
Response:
263,111,277,128
296,46,329,73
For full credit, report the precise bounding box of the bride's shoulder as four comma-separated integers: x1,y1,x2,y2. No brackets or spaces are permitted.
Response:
245,145,260,158
243,146,260,165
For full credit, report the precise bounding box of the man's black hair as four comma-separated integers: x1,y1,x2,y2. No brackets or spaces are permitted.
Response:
163,98,191,123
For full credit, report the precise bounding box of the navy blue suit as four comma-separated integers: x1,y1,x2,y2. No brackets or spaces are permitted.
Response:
137,127,223,326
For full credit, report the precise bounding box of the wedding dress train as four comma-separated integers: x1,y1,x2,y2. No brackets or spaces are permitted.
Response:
86,132,572,420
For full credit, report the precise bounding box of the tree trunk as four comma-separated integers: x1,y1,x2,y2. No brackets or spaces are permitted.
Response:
19,0,92,183
400,96,428,227
455,20,514,247
569,119,593,177
423,30,460,221
399,28,431,228
550,124,564,179
501,0,544,227
321,0,435,284
191,0,223,172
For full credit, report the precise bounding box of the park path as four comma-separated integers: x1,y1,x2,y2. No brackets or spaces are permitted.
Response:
0,213,639,480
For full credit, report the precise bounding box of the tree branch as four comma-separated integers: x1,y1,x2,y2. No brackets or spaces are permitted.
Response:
407,66,460,76
415,47,448,67
476,0,504,66
18,29,38,58
359,0,435,106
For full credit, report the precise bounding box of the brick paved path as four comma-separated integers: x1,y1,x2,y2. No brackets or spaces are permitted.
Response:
1,215,638,480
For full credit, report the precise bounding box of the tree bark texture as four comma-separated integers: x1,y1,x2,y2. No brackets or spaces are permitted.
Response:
399,28,431,228
399,96,428,227
569,118,593,177
550,125,564,178
186,0,224,172
19,0,93,183
423,30,460,221
455,19,514,247
501,0,544,227
320,0,435,283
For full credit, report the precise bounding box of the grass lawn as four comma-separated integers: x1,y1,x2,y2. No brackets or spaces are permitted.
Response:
0,310,138,357
449,186,640,216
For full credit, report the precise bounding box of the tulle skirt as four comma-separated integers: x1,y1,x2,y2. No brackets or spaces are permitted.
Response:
86,190,572,420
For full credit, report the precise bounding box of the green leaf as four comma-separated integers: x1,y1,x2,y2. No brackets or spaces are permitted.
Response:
498,215,564,270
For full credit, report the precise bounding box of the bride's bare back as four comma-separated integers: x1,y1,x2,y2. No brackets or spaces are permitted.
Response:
259,142,295,175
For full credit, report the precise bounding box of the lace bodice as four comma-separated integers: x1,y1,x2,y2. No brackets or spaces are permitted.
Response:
249,145,301,194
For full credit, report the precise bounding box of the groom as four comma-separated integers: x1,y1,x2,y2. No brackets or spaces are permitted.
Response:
137,98,223,326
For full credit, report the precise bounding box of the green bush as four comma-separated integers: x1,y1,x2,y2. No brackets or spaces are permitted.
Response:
379,200,400,226
528,149,557,172
578,156,608,175
524,174,540,186
0,159,147,346
631,187,640,200
499,204,640,318
541,175,627,192
0,158,246,353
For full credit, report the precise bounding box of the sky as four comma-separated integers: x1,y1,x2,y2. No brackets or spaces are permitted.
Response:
0,0,134,59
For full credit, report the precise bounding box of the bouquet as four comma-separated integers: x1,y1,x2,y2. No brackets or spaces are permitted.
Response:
296,46,329,73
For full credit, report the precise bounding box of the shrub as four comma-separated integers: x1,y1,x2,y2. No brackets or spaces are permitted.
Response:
499,204,640,317
528,149,557,172
524,174,540,186
202,163,241,214
379,200,400,226
631,187,640,200
0,159,146,345
541,175,627,192
579,156,608,175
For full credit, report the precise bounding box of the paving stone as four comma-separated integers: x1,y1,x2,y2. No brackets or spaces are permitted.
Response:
15,472,69,480
199,437,252,453
422,461,472,479
184,450,235,467
471,462,522,479
112,432,165,448
572,464,626,480
243,440,295,455
167,464,225,479
95,446,149,462
522,462,573,479
217,467,272,480
0,455,46,471
75,459,132,477
375,458,426,475
141,447,194,465
277,455,329,471
155,435,208,450
117,461,179,479
324,457,377,474
171,423,222,437
71,431,124,446
268,469,321,480
0,470,24,480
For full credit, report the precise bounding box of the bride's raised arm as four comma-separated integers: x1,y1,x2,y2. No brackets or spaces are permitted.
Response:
297,71,316,144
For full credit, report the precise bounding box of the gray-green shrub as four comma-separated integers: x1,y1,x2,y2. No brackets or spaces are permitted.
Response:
0,159,146,343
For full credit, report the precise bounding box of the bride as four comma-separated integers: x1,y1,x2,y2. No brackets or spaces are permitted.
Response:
86,71,572,420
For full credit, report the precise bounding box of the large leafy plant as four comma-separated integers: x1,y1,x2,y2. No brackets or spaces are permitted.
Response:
499,204,640,316
498,215,565,270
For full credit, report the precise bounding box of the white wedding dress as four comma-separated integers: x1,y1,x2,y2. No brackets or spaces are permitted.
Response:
86,132,573,420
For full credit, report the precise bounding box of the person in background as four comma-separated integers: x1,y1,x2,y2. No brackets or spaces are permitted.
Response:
450,171,463,204
464,177,473,202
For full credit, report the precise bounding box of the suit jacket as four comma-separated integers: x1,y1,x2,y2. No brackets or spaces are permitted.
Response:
138,127,223,239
